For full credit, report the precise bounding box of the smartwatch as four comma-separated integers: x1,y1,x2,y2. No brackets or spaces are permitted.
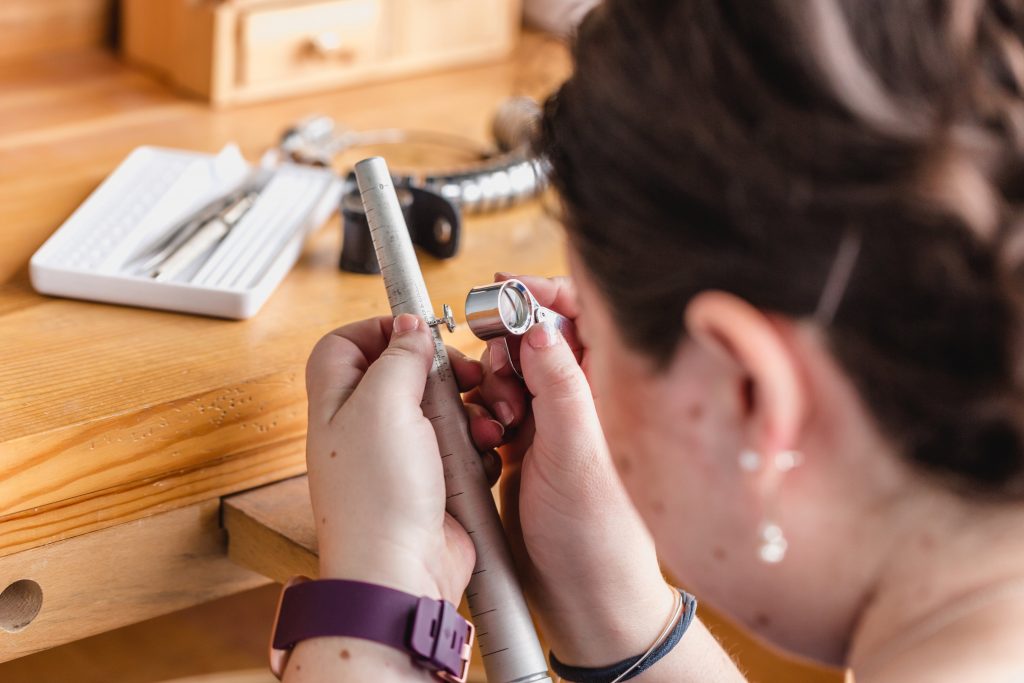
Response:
269,576,474,682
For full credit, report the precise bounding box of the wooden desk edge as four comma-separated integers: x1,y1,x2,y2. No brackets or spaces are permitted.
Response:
0,499,269,663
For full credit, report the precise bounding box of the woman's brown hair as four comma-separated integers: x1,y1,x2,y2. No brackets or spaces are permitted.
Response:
539,0,1024,495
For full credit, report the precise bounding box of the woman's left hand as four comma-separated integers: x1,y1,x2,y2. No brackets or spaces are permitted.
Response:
304,313,479,604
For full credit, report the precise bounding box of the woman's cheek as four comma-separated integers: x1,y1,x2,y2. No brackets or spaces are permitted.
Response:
582,356,621,447
589,359,653,486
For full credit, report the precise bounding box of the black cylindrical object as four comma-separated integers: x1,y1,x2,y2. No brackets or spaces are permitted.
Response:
339,188,413,274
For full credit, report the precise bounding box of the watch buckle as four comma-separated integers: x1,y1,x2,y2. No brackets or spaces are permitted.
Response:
268,575,311,680
409,597,475,683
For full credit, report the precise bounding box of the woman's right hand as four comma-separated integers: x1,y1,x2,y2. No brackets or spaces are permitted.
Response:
466,274,676,666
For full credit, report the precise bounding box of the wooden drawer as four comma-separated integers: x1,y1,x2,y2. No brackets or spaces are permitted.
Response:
391,0,517,60
121,0,522,105
238,0,381,86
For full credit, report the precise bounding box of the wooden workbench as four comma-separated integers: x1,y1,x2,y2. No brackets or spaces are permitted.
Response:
0,32,571,660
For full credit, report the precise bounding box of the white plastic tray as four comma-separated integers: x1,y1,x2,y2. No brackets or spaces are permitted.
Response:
30,145,341,319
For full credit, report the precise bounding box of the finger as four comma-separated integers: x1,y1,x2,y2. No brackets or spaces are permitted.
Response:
520,321,600,442
306,316,393,424
495,272,580,319
448,346,484,392
548,314,585,362
505,322,583,375
481,449,503,487
499,412,536,467
480,341,529,428
466,403,505,450
354,314,435,417
479,332,581,426
492,274,584,361
441,513,475,603
486,338,516,378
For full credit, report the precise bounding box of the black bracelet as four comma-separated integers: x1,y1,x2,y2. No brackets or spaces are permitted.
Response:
549,589,697,683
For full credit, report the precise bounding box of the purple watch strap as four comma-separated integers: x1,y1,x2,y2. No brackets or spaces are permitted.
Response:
271,579,472,679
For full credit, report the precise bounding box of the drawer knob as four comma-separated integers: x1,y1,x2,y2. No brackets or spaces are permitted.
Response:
308,32,356,61
0,579,43,633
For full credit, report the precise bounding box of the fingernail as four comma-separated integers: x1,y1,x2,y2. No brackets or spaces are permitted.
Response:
489,342,509,373
493,401,515,427
494,271,515,281
393,314,419,335
527,320,559,349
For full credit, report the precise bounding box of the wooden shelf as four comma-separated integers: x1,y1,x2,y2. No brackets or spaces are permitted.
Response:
223,476,318,584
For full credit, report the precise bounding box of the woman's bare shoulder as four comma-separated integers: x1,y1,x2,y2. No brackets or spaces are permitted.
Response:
855,605,1024,683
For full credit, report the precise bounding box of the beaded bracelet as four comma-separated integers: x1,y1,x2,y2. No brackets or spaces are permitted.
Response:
549,588,697,683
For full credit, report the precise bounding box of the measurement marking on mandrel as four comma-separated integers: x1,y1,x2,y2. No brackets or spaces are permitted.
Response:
355,157,551,683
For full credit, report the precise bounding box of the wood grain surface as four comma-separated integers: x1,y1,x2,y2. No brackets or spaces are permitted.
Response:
0,33,572,557
0,0,115,62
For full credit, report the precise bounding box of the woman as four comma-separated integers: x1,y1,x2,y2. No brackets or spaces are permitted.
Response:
283,1,1024,681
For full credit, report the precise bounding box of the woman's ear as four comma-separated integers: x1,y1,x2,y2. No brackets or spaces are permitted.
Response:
684,291,807,458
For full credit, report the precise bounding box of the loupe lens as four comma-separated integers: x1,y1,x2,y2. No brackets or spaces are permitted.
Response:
465,279,537,340
499,287,531,330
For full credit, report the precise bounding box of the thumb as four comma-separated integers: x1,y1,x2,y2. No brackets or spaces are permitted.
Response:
359,314,435,410
519,320,599,438
520,320,619,502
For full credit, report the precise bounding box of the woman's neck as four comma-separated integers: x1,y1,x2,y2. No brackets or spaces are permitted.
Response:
847,492,1024,680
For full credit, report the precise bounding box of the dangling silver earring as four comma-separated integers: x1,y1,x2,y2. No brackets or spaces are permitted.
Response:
758,522,788,564
739,449,802,564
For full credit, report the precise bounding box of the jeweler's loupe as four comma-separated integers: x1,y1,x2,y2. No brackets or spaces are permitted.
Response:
465,279,564,377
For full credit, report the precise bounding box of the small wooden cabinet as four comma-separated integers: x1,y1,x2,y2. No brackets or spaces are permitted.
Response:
121,0,522,106
237,0,383,87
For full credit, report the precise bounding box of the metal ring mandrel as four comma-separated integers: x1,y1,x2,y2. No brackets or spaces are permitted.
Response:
355,157,552,682
340,188,412,274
